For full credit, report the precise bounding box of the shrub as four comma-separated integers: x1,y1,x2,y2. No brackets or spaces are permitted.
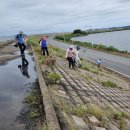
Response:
101,80,117,88
54,36,64,41
73,29,82,34
98,44,107,50
93,44,98,48
86,104,105,119
113,112,123,120
45,56,56,69
107,46,119,52
47,72,61,84
91,69,99,74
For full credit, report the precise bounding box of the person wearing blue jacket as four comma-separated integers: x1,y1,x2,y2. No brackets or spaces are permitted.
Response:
40,36,49,56
15,31,26,55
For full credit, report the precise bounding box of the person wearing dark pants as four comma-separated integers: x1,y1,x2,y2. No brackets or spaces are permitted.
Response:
16,31,27,55
18,43,26,55
67,57,75,69
40,36,49,56
66,45,75,69
42,47,49,56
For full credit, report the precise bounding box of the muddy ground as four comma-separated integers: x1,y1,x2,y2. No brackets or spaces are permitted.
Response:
0,42,20,64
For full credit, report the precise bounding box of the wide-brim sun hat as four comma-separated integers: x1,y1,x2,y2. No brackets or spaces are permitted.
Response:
69,45,74,49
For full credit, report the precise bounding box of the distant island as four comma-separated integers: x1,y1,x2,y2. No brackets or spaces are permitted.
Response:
90,25,130,33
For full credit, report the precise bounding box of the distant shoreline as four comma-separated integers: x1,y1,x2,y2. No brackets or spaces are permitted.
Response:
0,40,14,48
54,29,130,58
0,36,14,42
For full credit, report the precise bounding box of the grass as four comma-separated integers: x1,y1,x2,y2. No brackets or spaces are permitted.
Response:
86,104,105,119
49,45,65,58
80,59,100,74
47,72,61,84
23,83,44,119
86,104,129,129
91,69,99,74
101,80,118,88
80,62,90,71
38,125,49,130
73,105,87,117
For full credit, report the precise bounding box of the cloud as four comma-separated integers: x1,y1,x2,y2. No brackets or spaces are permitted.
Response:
0,0,130,36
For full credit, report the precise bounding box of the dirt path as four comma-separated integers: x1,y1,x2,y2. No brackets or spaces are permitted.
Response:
0,43,19,64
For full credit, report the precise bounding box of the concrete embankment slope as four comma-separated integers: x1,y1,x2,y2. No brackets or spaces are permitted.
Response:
32,44,130,130
48,38,130,78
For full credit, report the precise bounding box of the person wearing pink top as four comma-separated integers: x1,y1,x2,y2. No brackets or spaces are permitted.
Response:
39,36,49,56
66,45,75,69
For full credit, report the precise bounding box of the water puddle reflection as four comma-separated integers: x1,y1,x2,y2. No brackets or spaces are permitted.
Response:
0,53,38,129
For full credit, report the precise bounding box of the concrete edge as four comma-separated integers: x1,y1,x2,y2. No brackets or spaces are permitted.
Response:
32,46,61,130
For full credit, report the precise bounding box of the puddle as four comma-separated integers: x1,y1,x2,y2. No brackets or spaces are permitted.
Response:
0,53,37,129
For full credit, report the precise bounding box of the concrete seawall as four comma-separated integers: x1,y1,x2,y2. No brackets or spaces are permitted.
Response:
32,47,61,130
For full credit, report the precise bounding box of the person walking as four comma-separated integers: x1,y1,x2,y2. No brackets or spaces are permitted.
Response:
40,36,49,56
66,45,75,69
74,45,81,68
96,59,102,70
15,31,26,55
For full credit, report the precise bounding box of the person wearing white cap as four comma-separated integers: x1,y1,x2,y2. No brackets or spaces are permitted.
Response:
66,45,76,69
15,31,27,55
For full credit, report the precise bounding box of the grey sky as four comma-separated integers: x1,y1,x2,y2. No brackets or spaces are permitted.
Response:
0,0,130,36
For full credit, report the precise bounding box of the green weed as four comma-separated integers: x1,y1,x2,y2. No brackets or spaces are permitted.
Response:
47,72,61,84
73,105,87,117
101,80,117,88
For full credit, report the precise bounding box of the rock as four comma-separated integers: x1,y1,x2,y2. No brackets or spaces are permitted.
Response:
82,96,91,103
101,116,110,127
88,116,100,125
58,90,69,99
102,116,109,122
72,115,90,130
107,123,120,130
124,119,130,130
91,126,106,130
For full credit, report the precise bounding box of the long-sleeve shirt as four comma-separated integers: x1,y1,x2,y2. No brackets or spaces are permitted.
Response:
66,48,75,58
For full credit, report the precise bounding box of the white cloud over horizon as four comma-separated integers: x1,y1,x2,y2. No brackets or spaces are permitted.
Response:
0,0,130,36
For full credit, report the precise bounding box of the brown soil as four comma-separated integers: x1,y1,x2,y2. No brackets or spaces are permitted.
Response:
0,42,19,64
